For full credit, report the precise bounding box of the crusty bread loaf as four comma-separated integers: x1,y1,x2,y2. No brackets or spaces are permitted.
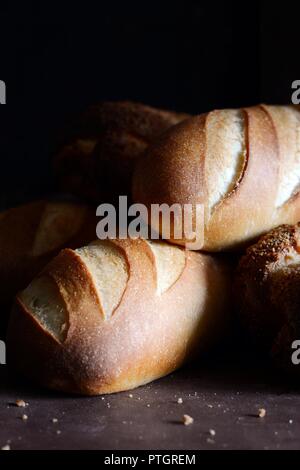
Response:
7,238,231,395
0,200,96,334
133,105,300,251
53,101,189,202
234,223,300,372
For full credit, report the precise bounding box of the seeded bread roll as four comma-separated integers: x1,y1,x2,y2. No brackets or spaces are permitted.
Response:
53,101,189,202
234,223,300,372
8,238,231,395
0,200,96,334
133,105,300,251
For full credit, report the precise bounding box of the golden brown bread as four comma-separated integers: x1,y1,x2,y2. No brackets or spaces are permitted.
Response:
234,223,300,372
0,200,96,334
7,238,231,395
53,101,189,202
133,105,300,251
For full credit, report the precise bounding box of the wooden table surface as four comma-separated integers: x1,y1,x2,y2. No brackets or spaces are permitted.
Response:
1,358,300,450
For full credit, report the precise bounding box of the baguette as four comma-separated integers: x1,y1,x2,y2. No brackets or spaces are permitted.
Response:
133,105,300,251
53,101,189,202
7,237,231,395
0,200,96,334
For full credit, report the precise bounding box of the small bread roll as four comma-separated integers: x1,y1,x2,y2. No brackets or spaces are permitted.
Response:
0,200,96,333
235,223,300,372
53,101,189,202
8,238,231,395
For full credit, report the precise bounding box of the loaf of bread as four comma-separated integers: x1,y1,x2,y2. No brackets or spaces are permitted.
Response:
234,223,300,372
7,237,231,395
133,105,300,251
0,200,96,334
53,101,189,202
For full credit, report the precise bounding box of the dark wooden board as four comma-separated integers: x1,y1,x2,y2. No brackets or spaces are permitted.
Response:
1,360,300,450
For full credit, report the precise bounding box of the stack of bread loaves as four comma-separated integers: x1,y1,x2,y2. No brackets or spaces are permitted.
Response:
6,103,300,395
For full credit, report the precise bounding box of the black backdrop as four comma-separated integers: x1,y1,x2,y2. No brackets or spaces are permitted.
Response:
0,0,299,206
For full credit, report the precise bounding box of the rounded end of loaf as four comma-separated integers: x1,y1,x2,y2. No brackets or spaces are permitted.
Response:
0,200,97,336
132,115,207,250
7,238,231,396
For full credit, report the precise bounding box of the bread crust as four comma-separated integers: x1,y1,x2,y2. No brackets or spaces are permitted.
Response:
0,200,96,334
133,105,300,251
234,223,300,372
53,101,189,202
7,238,231,395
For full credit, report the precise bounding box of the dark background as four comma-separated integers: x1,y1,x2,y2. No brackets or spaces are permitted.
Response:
0,0,299,206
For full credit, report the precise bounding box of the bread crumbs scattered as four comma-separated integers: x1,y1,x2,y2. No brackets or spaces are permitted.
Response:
258,408,266,418
15,400,27,408
206,438,215,444
147,404,150,407
128,394,133,398
207,404,213,408
182,414,194,426
289,419,293,424
22,414,28,421
1,445,10,450
209,429,216,436
52,418,58,424
177,398,183,404
56,430,61,435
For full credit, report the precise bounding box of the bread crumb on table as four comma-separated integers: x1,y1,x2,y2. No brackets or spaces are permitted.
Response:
206,438,215,444
128,394,133,398
177,398,183,404
56,430,61,435
21,414,28,421
289,419,293,424
15,400,27,408
52,418,58,424
182,414,194,426
1,445,10,450
258,408,266,418
209,429,216,436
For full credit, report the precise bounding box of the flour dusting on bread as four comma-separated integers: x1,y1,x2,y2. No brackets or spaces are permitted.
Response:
77,240,129,319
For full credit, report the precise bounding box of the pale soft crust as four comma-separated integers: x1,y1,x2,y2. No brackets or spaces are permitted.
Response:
76,241,129,320
133,105,300,251
205,109,246,213
144,240,186,294
7,238,231,395
20,276,68,343
262,106,300,207
0,200,97,334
